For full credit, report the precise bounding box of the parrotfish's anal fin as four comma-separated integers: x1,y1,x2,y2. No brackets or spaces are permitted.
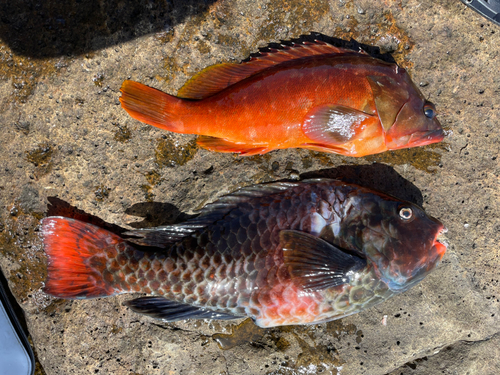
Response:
280,230,366,291
42,217,125,299
120,80,186,133
178,40,364,100
197,135,270,155
124,297,243,321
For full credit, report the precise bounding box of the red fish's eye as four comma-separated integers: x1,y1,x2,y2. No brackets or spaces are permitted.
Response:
423,103,436,119
399,207,413,221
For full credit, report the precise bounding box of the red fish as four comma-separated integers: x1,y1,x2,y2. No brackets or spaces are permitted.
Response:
42,179,446,327
120,41,444,156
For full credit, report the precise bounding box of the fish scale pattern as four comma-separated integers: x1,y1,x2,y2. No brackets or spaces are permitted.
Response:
99,182,356,319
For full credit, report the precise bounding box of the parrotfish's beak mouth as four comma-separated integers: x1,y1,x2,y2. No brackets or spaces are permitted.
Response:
433,226,448,260
387,129,445,150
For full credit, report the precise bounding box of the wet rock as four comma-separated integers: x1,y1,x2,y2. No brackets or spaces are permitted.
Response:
18,184,43,215
0,0,500,374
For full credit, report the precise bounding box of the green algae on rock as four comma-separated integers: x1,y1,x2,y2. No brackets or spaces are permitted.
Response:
154,137,198,167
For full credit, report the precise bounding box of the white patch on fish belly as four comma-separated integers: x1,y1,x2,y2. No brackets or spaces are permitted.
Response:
303,106,370,145
309,213,327,236
325,111,366,140
342,196,361,217
329,221,341,238
318,200,332,221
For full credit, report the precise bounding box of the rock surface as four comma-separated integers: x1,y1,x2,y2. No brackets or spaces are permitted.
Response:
1,0,499,374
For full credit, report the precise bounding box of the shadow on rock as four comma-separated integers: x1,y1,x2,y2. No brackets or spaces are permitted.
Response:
125,202,196,229
300,163,424,206
0,0,217,58
47,196,126,235
46,197,194,232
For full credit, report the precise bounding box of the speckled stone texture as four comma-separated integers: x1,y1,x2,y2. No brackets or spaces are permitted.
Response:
0,0,499,374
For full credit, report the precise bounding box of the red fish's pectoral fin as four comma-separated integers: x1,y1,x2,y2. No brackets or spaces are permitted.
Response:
280,230,366,292
124,297,244,321
42,217,125,299
197,136,270,155
302,105,373,146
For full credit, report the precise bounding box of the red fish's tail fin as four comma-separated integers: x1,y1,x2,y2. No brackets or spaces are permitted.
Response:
42,217,128,299
120,80,188,133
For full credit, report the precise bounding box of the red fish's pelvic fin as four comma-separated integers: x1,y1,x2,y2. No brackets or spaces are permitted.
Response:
299,143,347,155
197,135,270,155
42,217,125,299
178,40,364,100
120,80,187,133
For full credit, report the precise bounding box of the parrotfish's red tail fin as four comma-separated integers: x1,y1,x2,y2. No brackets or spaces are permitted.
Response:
120,80,187,133
42,217,126,299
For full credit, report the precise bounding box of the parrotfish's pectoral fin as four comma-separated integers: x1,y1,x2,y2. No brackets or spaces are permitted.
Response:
280,230,366,292
124,297,244,321
197,136,270,155
302,105,374,145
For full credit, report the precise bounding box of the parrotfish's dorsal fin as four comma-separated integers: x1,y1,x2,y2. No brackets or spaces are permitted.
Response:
177,40,363,100
124,180,304,247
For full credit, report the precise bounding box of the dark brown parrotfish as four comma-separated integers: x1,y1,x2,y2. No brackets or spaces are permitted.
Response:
42,179,446,327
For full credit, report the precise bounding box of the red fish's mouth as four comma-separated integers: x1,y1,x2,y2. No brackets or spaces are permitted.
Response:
387,129,445,150
408,129,445,147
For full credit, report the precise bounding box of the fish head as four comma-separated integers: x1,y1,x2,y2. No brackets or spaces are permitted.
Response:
368,69,445,151
340,191,447,292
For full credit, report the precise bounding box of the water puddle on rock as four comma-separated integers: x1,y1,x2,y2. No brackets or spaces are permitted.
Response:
212,318,266,350
364,143,449,174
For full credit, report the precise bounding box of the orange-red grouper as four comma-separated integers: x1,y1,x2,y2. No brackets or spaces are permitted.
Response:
120,40,444,156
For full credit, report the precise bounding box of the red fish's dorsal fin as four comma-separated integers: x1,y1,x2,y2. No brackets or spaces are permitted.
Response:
177,40,362,100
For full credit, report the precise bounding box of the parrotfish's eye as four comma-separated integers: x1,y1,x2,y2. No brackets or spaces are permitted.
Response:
423,103,436,119
399,207,413,221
